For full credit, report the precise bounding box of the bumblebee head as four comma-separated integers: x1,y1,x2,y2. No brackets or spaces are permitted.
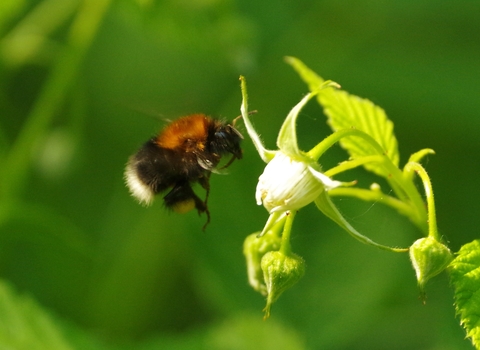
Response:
211,123,243,159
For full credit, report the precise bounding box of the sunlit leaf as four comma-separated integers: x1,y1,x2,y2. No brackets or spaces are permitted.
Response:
449,239,480,348
321,89,399,167
287,57,400,178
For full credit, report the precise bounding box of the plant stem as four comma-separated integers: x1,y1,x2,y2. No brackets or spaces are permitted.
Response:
308,128,385,161
280,211,296,255
325,155,386,177
404,162,439,240
308,128,428,234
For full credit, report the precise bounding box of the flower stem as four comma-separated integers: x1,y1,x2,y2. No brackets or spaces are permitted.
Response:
280,211,296,256
308,128,428,234
308,128,385,162
324,155,386,177
404,162,439,240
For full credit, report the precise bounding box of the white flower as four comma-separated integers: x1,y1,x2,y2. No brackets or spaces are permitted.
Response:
239,73,407,252
239,77,342,218
256,152,340,213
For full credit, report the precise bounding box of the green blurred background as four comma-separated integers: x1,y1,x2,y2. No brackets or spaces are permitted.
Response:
0,0,479,349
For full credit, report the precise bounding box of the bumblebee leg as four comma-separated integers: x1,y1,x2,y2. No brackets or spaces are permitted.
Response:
163,182,206,215
218,154,237,170
198,174,211,230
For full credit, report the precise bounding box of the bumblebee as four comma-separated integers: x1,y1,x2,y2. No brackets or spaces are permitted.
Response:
124,113,243,229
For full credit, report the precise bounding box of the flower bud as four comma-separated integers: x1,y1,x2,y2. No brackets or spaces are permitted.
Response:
409,237,453,294
243,231,282,295
261,250,305,319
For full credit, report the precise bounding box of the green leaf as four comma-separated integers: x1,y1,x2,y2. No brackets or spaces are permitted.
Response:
320,89,399,168
0,280,74,350
287,57,400,178
449,239,480,348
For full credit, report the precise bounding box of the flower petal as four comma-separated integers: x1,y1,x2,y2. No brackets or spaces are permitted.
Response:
256,152,325,213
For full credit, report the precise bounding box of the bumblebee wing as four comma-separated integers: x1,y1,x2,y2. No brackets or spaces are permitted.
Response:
208,166,229,175
196,152,232,174
196,155,215,171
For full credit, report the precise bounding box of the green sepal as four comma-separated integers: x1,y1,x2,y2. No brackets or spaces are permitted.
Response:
277,80,340,159
243,230,282,296
261,251,305,319
409,237,453,295
314,191,408,253
239,76,276,163
404,149,435,181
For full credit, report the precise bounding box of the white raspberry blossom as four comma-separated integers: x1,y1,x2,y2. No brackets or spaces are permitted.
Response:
239,78,344,235
256,151,340,213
